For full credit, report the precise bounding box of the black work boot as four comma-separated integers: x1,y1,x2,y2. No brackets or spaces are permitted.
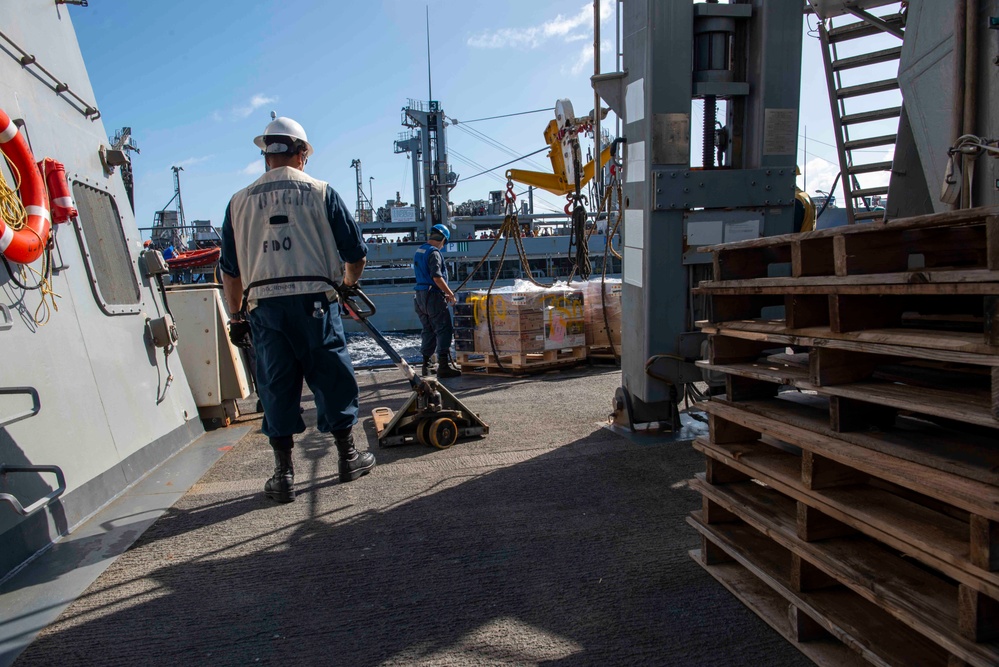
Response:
334,429,376,482
264,439,295,503
437,353,462,378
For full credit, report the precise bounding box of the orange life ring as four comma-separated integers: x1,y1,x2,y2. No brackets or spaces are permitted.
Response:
0,109,51,264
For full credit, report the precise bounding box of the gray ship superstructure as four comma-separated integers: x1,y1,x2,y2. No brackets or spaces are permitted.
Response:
0,2,210,581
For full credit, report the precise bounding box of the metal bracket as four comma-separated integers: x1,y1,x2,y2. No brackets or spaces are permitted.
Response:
0,387,40,427
0,465,66,516
653,166,797,210
0,304,11,332
592,71,628,118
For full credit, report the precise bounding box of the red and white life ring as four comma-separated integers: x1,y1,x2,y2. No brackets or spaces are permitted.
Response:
0,109,51,264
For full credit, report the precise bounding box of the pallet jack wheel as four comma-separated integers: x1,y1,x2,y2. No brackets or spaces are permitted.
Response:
428,417,458,449
416,419,432,446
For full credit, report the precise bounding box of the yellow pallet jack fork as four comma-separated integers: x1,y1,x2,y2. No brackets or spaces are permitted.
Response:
337,285,489,449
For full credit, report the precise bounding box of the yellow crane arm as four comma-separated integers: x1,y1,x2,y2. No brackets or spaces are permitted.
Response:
507,144,613,197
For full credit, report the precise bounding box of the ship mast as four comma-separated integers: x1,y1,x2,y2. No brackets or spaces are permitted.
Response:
392,8,456,239
172,165,188,250
349,159,373,223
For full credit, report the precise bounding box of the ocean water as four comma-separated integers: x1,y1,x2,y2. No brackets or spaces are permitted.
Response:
346,331,424,368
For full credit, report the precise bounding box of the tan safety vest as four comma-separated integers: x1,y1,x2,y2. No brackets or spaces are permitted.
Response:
228,167,344,306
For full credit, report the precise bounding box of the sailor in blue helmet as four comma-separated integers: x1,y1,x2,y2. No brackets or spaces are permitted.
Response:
413,223,462,378
219,115,376,504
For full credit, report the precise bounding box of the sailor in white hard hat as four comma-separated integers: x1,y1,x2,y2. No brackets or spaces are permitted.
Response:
220,114,375,503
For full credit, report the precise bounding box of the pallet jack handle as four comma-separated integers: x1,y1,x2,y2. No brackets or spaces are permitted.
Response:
335,284,426,394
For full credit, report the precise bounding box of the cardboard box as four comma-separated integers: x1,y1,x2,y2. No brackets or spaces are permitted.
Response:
576,279,622,347
474,328,545,354
468,286,585,354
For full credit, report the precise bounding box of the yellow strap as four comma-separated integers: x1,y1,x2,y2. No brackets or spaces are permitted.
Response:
0,155,28,231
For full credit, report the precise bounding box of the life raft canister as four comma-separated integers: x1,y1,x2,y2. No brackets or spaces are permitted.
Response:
0,109,51,264
38,157,76,224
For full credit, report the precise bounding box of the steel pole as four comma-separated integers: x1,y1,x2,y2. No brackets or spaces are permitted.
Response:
593,0,602,202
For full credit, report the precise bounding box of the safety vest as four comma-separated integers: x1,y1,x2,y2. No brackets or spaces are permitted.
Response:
228,167,344,304
413,242,447,291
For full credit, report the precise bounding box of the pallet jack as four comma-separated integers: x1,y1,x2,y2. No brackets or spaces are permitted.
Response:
336,284,489,449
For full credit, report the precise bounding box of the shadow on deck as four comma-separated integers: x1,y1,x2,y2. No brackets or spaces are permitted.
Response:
13,369,809,666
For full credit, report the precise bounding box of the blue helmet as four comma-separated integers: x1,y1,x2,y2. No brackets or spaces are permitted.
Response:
431,224,450,242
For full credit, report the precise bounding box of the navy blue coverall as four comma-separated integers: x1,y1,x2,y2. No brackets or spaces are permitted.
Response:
413,242,454,361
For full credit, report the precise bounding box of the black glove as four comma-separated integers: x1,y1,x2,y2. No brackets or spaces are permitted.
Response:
228,319,253,349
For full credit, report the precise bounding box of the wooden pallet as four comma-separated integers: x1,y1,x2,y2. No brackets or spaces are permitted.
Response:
705,206,999,282
586,344,620,361
456,346,585,375
702,330,999,425
692,431,999,662
692,207,999,665
693,360,999,663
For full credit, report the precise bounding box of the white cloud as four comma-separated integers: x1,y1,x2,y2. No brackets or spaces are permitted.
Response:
798,146,896,204
172,155,214,169
568,43,592,76
241,160,265,176
468,3,612,49
232,94,278,119
798,157,840,197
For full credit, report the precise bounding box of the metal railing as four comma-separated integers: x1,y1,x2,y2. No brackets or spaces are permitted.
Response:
0,387,67,516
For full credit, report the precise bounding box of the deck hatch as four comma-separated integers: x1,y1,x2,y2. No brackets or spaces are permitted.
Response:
71,181,141,313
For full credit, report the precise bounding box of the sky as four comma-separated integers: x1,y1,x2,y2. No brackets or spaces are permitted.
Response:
66,1,901,231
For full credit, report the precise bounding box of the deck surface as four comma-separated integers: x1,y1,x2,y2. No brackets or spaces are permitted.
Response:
13,367,810,666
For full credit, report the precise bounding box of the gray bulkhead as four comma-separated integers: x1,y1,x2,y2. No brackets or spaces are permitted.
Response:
0,1,202,579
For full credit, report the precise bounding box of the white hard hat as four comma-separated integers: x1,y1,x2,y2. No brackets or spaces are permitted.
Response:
253,116,314,157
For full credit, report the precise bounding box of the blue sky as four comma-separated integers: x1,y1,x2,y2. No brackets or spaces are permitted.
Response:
67,1,899,230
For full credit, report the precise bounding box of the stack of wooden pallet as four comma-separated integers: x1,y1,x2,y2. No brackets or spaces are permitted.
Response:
689,207,999,666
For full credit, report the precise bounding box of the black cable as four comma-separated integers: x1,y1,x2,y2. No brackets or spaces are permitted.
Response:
451,108,552,124
1,252,44,291
460,146,549,182
484,220,514,373
815,172,841,220
567,199,591,281
454,123,548,172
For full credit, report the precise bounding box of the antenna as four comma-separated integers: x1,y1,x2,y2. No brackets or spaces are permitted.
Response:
426,6,432,102
270,110,276,120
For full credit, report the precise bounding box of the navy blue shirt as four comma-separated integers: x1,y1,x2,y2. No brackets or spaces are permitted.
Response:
219,184,367,278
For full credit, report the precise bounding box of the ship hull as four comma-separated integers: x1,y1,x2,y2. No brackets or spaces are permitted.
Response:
0,1,203,581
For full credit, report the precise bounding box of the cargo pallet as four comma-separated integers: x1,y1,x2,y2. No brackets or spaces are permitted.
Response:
691,207,999,666
586,344,620,362
456,347,586,376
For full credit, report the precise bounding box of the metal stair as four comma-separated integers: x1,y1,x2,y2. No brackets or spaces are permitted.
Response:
817,4,906,224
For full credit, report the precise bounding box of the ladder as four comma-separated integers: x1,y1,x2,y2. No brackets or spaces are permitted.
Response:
817,4,906,224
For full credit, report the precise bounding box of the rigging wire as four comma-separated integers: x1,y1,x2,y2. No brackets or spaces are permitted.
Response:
460,146,549,182
452,122,548,171
450,107,552,124
449,148,562,213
